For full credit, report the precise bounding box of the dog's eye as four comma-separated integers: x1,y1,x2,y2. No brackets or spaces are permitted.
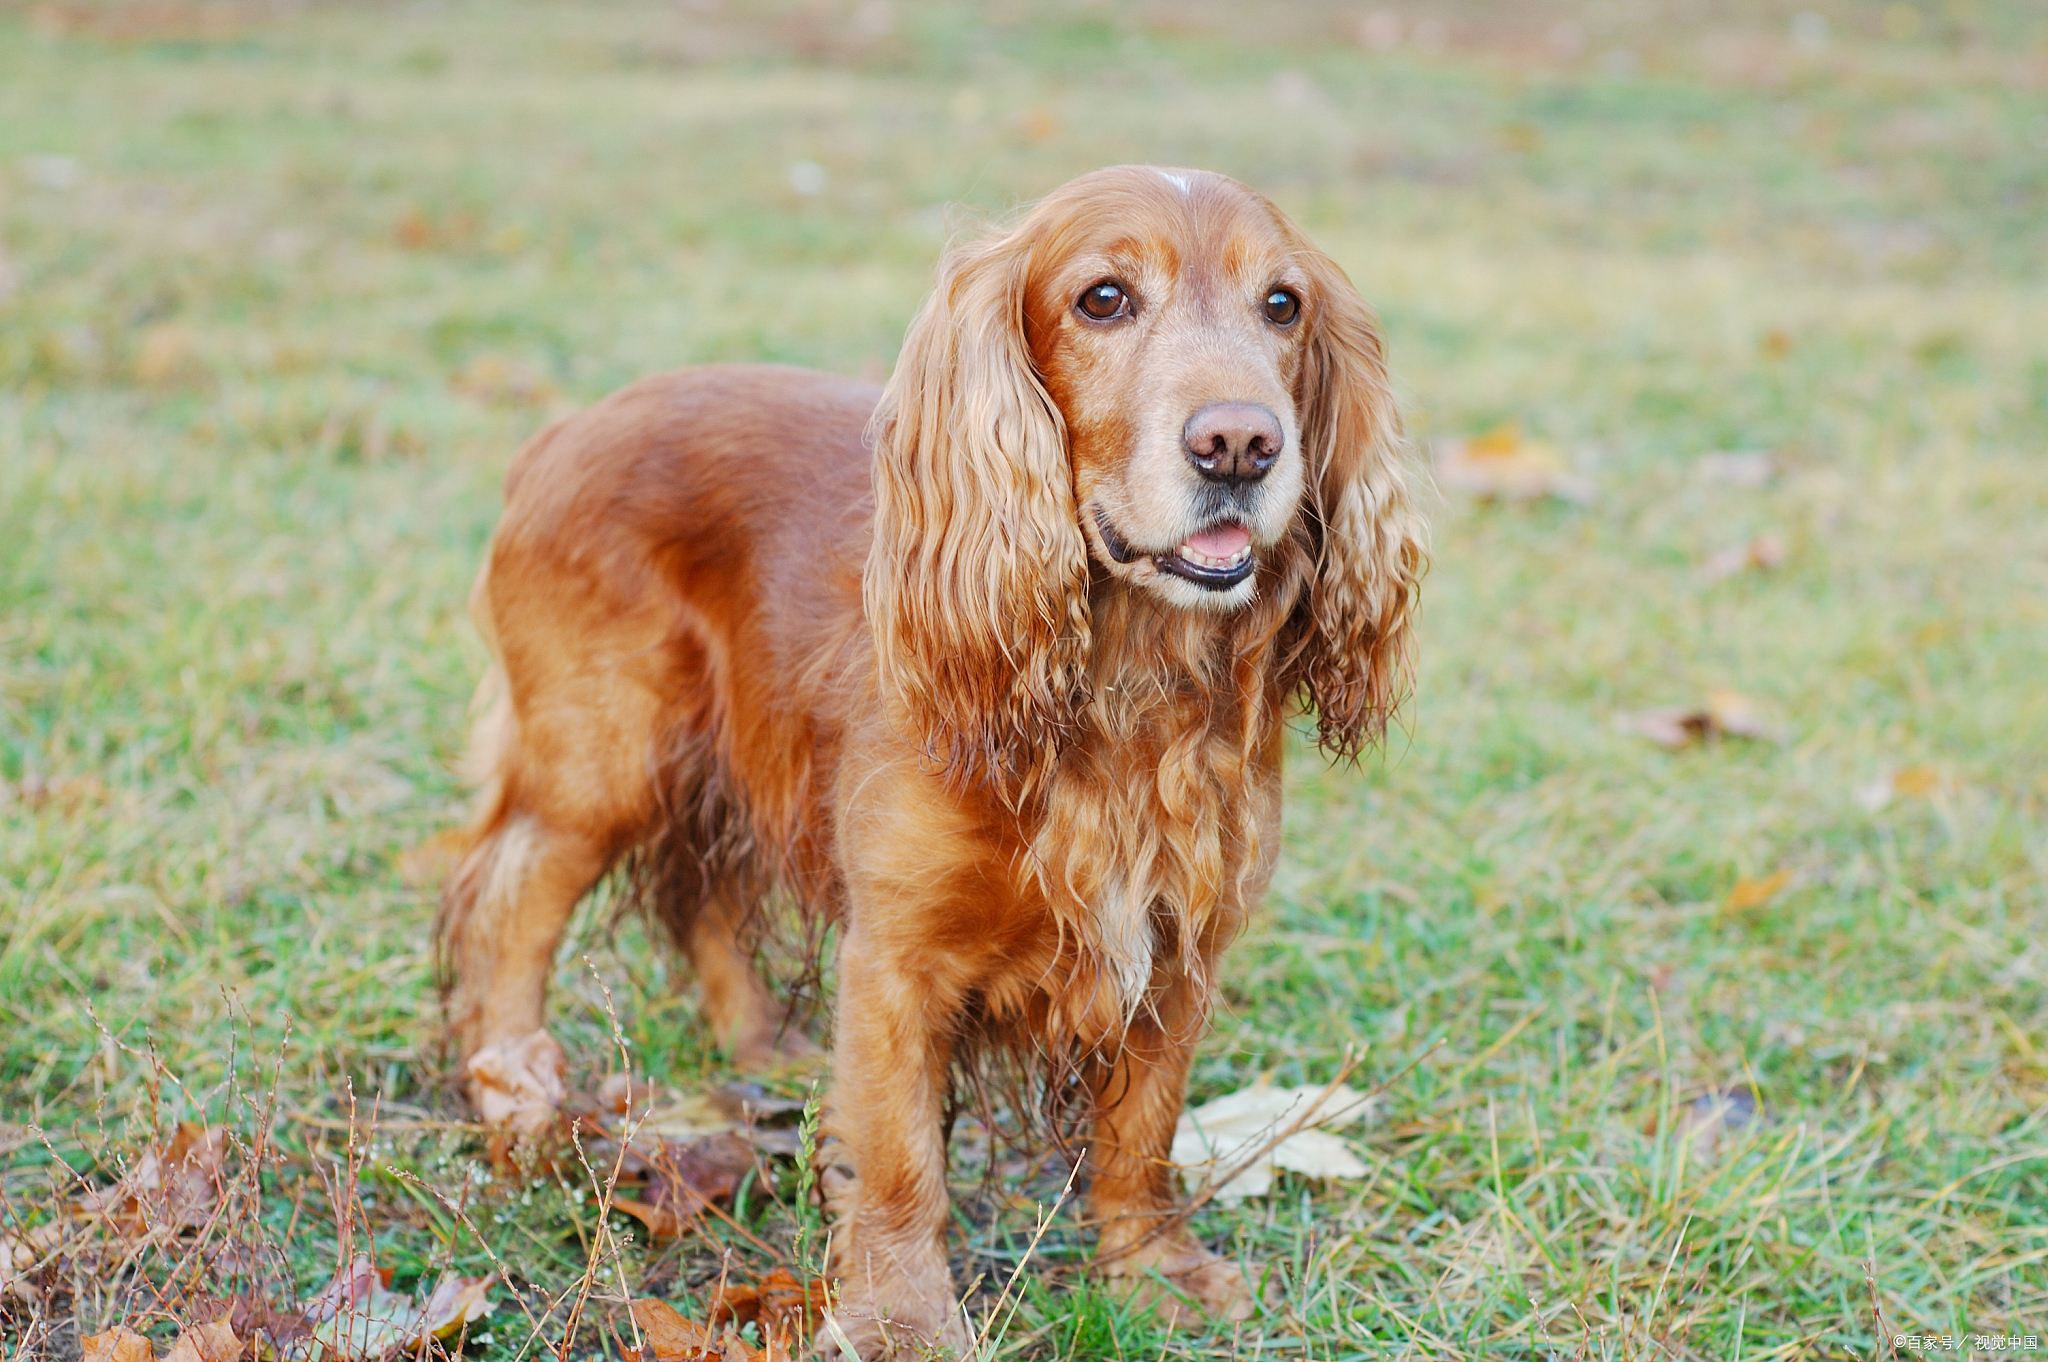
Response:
1077,281,1131,321
1264,289,1301,326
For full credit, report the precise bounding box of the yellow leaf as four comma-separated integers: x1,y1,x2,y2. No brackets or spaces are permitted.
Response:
80,1328,153,1362
1725,869,1791,912
1891,766,1940,796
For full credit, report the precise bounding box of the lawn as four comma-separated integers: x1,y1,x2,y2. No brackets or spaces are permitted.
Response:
3,0,2046,1356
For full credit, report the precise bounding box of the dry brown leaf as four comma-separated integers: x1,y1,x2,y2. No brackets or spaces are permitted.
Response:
1725,869,1791,912
163,1317,243,1362
2,1220,65,1297
80,1328,154,1362
709,1267,829,1335
84,1123,229,1234
1432,426,1594,504
645,1133,752,1216
1624,689,1779,749
627,1299,749,1362
1701,532,1788,582
394,208,435,250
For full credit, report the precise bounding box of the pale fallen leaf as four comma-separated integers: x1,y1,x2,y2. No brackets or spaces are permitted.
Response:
1696,449,1775,486
1724,869,1791,912
80,1328,154,1362
302,1255,496,1360
1673,1085,1758,1161
466,1028,566,1133
1432,427,1594,504
1855,765,1944,811
83,1123,229,1233
1172,1078,1375,1205
1623,689,1780,749
633,1091,735,1141
2,1220,65,1298
1701,532,1787,582
163,1317,242,1362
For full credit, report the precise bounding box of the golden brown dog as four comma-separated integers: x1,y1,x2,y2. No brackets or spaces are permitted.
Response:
438,164,1423,1355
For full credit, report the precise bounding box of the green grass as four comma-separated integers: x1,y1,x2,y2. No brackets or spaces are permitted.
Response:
4,0,2047,1355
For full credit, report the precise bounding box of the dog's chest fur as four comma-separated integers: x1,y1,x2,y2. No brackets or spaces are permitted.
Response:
1024,655,1283,1026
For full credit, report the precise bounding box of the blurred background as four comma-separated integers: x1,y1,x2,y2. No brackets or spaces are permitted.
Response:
2,0,2046,1355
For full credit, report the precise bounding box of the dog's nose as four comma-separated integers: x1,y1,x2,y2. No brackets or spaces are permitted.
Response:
1182,402,1283,485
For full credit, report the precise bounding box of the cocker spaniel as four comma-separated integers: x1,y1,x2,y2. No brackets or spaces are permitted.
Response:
438,164,1424,1356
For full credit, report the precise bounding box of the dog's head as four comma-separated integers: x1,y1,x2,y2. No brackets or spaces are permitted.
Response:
867,165,1424,784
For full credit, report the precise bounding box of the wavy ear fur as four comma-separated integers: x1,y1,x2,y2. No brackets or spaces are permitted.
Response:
1288,245,1427,760
864,227,1091,792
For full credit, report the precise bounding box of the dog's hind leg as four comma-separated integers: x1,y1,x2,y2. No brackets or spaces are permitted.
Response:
438,636,661,1129
440,803,611,1130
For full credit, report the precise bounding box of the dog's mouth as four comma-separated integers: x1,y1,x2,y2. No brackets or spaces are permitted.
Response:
1093,509,1257,591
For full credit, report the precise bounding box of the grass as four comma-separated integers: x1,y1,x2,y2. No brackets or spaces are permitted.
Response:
3,0,2047,1355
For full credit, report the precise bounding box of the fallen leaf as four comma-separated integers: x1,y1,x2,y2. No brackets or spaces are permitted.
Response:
649,1133,752,1211
709,1266,827,1335
1725,869,1791,912
611,1131,756,1239
1432,426,1594,504
1697,449,1775,486
81,1329,154,1362
1701,532,1787,582
629,1299,722,1361
1855,764,1944,811
1172,1078,1375,1205
301,1255,495,1359
1623,689,1779,749
394,208,435,250
1891,765,1940,796
86,1123,230,1233
163,1317,242,1362
2,1220,65,1297
626,1299,780,1362
415,1273,495,1343
1672,1085,1759,1160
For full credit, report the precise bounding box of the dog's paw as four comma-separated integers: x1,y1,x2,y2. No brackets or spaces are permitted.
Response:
465,1028,566,1132
818,1302,970,1360
1104,1243,1260,1326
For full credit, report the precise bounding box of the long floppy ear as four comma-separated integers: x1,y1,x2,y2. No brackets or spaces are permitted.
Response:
1288,245,1427,760
864,227,1091,792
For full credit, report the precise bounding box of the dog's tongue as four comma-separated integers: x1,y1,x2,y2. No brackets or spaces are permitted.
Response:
1182,524,1251,559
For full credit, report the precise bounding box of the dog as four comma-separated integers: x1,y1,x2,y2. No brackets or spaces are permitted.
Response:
437,164,1423,1355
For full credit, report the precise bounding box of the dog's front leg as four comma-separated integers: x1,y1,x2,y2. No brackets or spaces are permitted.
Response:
824,921,971,1359
1088,972,1258,1325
